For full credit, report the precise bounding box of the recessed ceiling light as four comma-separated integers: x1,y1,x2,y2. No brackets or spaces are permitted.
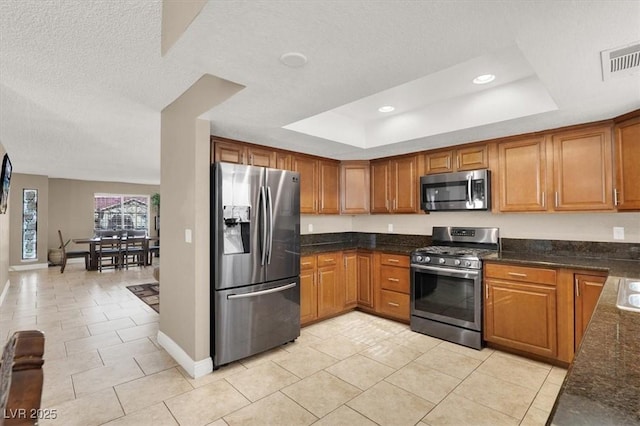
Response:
473,74,496,84
280,52,307,68
378,106,395,113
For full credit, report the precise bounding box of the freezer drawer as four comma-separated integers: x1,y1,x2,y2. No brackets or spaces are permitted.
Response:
213,278,300,367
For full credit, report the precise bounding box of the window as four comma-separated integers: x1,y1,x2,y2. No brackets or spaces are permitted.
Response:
94,194,149,232
22,189,37,260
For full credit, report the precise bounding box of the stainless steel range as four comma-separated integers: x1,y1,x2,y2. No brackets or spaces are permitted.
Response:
410,226,500,350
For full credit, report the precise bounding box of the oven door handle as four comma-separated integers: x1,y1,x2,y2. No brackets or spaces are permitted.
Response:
411,264,480,276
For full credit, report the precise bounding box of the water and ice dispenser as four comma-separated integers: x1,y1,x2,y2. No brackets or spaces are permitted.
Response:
223,205,251,254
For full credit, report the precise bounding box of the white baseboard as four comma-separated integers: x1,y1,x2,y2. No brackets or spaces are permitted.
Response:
9,262,49,271
157,330,213,379
0,279,9,306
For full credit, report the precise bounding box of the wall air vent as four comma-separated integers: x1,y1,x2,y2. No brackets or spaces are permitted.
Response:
601,42,640,81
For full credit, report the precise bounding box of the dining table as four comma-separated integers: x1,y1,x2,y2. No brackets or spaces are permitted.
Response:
72,236,159,271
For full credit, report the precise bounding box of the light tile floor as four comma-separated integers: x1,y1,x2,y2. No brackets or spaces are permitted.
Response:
0,262,566,425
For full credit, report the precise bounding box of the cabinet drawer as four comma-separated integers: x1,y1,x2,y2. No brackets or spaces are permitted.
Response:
380,266,410,293
300,256,316,271
485,263,556,285
379,290,410,319
380,253,410,268
317,253,339,266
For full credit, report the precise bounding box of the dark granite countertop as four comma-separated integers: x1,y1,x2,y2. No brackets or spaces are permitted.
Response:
485,252,640,425
300,242,414,256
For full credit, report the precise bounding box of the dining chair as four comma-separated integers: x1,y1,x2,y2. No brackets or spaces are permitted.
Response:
57,230,90,273
121,236,146,269
97,236,121,271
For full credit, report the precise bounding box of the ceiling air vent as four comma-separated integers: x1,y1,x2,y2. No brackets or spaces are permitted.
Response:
601,42,640,81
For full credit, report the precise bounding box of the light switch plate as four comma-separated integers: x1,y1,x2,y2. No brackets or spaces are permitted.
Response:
308,224,313,233
613,227,625,240
185,228,192,243
388,223,394,232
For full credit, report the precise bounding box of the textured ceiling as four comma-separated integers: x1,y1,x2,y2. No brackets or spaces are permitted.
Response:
1,1,639,184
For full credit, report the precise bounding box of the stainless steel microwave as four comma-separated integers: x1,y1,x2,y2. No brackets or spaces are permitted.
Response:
420,169,491,211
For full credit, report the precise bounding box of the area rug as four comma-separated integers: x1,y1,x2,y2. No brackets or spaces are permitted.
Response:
126,283,160,313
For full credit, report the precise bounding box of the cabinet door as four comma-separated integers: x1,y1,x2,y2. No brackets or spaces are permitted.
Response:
276,152,292,171
318,160,340,214
343,252,358,308
370,160,390,213
390,155,419,213
300,268,317,325
341,161,370,214
552,126,614,211
484,279,557,358
247,146,276,168
457,145,488,171
213,140,246,164
357,252,373,308
497,138,547,212
574,274,606,350
615,116,640,210
293,156,318,214
425,150,454,174
317,266,339,317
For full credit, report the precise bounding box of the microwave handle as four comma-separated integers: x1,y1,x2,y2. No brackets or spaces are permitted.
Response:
467,176,472,203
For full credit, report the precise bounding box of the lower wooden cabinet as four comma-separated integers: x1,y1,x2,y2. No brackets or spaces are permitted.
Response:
374,252,410,321
357,252,373,308
300,251,342,325
317,253,341,317
484,275,558,359
300,255,317,325
574,273,606,350
484,262,609,363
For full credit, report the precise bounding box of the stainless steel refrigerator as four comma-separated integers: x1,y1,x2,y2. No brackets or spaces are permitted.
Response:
211,162,300,368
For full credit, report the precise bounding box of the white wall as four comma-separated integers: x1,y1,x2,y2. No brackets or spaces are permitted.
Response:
302,211,640,243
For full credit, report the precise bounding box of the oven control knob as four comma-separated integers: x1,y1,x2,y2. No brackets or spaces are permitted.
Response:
465,261,472,267
415,255,423,262
424,256,431,263
454,259,461,266
438,258,446,264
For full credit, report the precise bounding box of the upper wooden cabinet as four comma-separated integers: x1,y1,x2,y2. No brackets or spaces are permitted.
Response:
211,137,276,168
293,155,339,214
340,161,370,214
614,115,640,210
496,126,614,212
425,144,488,174
370,155,420,214
496,137,547,212
212,138,246,164
551,126,614,211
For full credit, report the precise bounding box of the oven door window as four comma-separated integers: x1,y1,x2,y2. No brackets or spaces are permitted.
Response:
412,269,480,330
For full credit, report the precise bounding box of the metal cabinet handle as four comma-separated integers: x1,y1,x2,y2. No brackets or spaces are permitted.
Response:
387,277,400,282
446,156,450,169
324,259,334,262
555,191,559,208
575,278,580,298
486,284,489,299
614,189,619,206
387,259,399,263
301,262,312,266
227,282,296,299
508,272,527,278
388,302,400,307
542,191,546,208
457,156,460,169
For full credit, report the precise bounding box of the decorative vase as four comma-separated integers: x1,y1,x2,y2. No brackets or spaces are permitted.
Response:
48,248,63,265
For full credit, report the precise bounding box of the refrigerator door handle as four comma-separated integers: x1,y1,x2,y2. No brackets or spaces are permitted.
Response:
266,186,274,264
259,186,267,266
226,282,297,299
